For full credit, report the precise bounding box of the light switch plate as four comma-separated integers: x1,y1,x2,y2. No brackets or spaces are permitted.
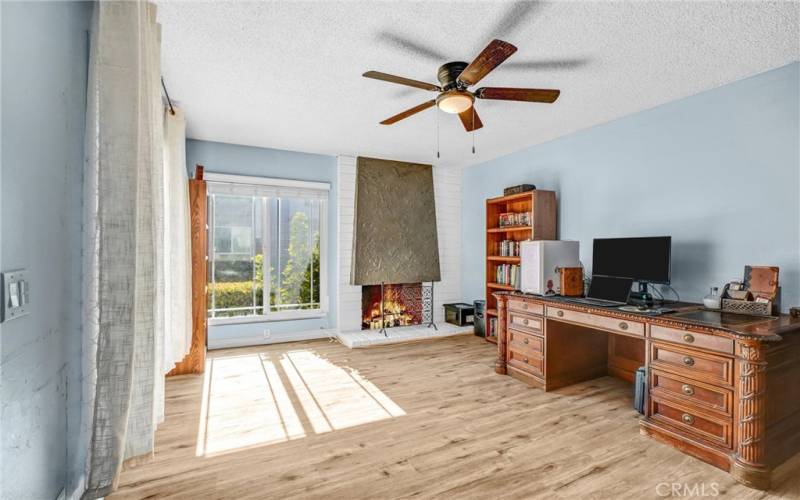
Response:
1,269,30,322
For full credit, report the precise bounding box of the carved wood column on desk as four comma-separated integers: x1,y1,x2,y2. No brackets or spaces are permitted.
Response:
732,339,770,490
494,293,508,374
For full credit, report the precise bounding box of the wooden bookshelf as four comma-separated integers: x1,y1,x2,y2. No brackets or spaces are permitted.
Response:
487,226,533,233
484,190,557,343
486,256,521,263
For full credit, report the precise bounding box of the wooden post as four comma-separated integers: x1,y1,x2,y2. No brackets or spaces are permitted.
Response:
168,165,207,376
495,293,508,374
731,339,770,489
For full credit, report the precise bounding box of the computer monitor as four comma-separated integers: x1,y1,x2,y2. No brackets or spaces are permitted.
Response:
592,236,672,303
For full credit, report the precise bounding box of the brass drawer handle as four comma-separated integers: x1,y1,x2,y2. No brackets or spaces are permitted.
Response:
683,356,695,367
523,338,529,345
618,322,628,330
523,357,529,363
523,319,529,326
556,310,564,317
681,413,695,425
682,384,695,396
683,333,695,343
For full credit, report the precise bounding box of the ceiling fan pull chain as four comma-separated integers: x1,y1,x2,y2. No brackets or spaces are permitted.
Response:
471,106,476,154
436,108,440,159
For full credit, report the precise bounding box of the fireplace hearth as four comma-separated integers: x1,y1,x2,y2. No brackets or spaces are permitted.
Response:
361,283,435,333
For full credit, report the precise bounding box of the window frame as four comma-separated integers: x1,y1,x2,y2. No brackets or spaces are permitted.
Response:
204,173,329,326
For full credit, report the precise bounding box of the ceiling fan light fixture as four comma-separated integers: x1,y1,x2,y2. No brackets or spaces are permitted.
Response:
436,90,474,114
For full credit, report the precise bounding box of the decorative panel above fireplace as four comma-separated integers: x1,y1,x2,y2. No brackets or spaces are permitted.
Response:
351,157,441,286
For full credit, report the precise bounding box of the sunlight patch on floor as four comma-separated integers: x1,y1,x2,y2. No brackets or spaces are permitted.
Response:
196,349,404,456
281,349,406,433
196,354,305,456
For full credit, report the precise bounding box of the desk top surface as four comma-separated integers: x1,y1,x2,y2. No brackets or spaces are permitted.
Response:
497,291,800,342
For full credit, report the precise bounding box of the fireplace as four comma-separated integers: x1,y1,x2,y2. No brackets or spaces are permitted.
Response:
361,283,434,331
351,157,441,335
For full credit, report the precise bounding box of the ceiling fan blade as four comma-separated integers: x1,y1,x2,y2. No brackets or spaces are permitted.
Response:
458,107,483,132
476,87,560,103
363,71,441,92
380,100,437,125
502,57,590,71
488,1,543,40
457,39,517,86
375,32,448,62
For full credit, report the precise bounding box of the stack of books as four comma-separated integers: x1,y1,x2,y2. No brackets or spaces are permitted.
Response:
498,211,531,227
495,264,520,288
498,240,520,257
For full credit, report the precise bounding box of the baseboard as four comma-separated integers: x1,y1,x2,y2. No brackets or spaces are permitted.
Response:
65,474,85,500
208,328,337,349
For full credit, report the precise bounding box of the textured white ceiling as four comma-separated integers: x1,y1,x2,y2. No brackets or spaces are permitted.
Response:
157,1,799,168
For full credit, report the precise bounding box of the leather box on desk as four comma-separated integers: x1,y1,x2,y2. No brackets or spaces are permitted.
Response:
721,266,780,316
559,267,584,297
744,266,779,301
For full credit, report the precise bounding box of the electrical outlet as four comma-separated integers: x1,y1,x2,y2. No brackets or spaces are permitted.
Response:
263,329,271,339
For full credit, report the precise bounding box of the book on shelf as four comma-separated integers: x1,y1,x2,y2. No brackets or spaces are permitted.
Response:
495,264,521,288
498,211,531,228
498,240,520,257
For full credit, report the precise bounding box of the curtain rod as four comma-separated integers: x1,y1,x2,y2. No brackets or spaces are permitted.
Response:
160,76,175,115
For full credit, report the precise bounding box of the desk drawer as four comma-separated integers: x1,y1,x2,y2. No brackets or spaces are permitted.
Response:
546,307,644,337
651,325,734,355
650,397,732,449
508,311,544,335
508,299,544,316
650,369,733,416
651,342,733,386
508,329,544,357
507,349,544,377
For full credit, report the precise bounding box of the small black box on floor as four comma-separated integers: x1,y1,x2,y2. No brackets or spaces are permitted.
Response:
634,366,647,414
443,303,475,327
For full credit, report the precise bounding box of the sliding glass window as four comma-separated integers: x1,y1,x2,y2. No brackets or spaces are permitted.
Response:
206,175,328,323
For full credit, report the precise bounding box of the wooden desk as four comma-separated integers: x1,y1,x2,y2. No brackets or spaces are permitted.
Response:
494,292,800,490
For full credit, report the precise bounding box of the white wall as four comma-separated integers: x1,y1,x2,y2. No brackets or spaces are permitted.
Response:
337,156,361,332
337,156,462,332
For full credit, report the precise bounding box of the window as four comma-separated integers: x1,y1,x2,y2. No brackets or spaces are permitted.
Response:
205,174,328,323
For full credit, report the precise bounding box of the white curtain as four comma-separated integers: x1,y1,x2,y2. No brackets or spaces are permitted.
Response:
162,106,192,373
80,1,188,498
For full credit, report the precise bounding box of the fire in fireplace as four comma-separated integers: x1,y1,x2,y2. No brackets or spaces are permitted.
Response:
361,283,432,331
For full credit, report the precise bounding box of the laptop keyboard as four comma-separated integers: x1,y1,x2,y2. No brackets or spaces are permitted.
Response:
566,297,625,307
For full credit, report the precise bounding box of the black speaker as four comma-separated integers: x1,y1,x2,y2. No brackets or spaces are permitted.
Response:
473,300,486,337
634,366,647,415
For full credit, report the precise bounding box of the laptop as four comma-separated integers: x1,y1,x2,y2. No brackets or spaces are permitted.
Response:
567,275,633,307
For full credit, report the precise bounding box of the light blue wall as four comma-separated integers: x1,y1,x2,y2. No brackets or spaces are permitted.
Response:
186,139,339,344
462,63,800,311
1,2,90,499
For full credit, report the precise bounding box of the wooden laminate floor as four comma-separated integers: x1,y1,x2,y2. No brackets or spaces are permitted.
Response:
112,336,800,499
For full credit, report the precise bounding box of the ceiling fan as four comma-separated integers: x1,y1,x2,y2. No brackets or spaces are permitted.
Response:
363,39,561,132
